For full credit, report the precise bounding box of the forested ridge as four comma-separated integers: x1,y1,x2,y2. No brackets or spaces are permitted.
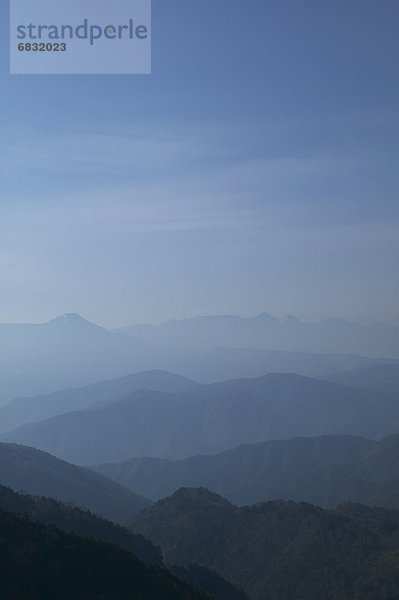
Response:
132,487,399,600
0,485,247,600
0,483,161,565
0,507,211,600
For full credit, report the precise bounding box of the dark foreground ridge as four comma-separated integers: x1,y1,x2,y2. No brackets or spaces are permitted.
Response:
0,508,211,600
131,487,399,600
0,484,246,600
0,483,161,565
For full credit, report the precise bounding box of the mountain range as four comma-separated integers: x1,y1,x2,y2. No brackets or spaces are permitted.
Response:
0,313,150,404
1,311,399,599
2,372,397,465
115,312,399,357
0,483,161,565
2,361,397,435
0,441,150,522
0,369,200,434
0,312,394,406
131,487,399,600
92,433,399,509
0,484,247,600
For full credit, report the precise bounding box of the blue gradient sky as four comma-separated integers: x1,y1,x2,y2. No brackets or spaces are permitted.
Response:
1,0,399,327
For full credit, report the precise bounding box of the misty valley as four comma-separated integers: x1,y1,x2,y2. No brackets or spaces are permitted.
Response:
1,312,399,599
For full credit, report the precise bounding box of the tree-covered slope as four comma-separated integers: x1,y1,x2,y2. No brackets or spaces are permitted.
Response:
0,483,161,565
131,487,399,600
0,508,210,600
170,564,248,600
0,484,247,600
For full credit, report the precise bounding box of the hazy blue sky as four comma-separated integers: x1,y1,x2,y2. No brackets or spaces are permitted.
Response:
1,0,399,327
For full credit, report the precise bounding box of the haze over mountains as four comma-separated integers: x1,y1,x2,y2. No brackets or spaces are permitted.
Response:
1,310,398,600
92,433,399,509
2,360,398,437
116,312,399,357
0,313,150,405
0,442,150,522
327,363,399,396
4,0,399,594
0,370,200,434
0,312,397,406
1,312,399,599
3,372,397,465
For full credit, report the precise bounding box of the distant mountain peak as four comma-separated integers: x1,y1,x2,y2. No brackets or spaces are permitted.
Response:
45,313,107,332
57,313,86,322
49,313,93,324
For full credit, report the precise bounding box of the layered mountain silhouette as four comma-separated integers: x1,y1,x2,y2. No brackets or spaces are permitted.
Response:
116,312,399,358
2,373,398,465
0,369,200,434
0,484,246,600
2,361,396,435
0,313,390,406
131,487,399,600
0,313,151,404
92,433,399,509
327,362,399,395
0,483,162,565
0,442,150,522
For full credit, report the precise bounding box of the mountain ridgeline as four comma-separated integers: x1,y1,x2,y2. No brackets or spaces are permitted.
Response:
0,442,150,522
1,313,399,599
131,487,399,600
0,484,247,600
0,483,161,565
0,369,201,434
2,371,398,465
91,433,399,509
0,508,211,600
0,312,395,406
115,312,399,357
